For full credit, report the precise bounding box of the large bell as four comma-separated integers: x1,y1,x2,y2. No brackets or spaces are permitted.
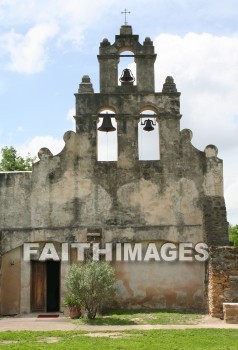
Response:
98,114,116,132
119,68,135,84
141,119,156,132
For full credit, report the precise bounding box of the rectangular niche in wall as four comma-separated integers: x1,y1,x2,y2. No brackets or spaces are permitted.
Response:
97,109,118,161
138,110,160,160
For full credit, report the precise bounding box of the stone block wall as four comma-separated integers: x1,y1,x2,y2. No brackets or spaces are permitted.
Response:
208,246,238,318
203,197,229,246
223,303,238,323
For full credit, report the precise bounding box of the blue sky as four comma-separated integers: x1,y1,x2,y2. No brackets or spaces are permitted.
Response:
0,0,238,224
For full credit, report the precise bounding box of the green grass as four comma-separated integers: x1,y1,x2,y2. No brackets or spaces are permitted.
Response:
74,308,204,325
0,329,238,349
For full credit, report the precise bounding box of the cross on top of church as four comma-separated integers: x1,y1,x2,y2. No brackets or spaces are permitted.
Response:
121,8,131,25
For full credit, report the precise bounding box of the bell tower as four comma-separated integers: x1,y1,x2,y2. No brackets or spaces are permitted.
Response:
75,24,181,167
98,25,156,93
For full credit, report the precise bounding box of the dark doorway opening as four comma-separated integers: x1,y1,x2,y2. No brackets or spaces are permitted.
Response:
31,260,60,312
46,261,60,312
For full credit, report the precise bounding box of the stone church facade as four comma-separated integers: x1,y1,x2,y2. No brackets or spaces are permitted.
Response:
0,25,229,315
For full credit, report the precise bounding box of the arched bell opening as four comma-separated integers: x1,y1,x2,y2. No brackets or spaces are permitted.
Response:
118,50,136,86
97,109,118,161
138,109,160,160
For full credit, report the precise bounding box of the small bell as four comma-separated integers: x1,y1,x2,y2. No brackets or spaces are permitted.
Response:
141,119,156,132
119,68,135,84
98,114,116,132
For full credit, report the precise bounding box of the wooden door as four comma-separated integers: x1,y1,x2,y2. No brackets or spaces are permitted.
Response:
31,261,46,312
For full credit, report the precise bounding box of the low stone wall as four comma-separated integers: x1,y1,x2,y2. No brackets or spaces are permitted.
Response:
223,303,238,324
208,246,238,318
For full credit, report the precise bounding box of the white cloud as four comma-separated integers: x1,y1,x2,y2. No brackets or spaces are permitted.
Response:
0,23,58,73
152,32,238,222
154,32,238,151
0,0,115,66
227,209,238,226
224,147,238,225
66,107,76,128
19,135,64,159
226,178,238,210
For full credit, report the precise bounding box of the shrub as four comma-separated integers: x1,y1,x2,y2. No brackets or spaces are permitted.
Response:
64,294,81,308
64,294,82,319
66,261,115,319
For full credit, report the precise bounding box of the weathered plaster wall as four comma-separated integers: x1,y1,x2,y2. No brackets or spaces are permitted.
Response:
0,172,31,228
112,245,205,310
0,124,228,313
114,262,205,309
1,247,21,315
0,130,216,239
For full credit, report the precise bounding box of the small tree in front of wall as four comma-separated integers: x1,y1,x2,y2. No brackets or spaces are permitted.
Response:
66,261,115,319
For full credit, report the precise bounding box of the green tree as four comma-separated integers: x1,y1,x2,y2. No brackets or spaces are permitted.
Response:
66,261,115,319
229,225,238,247
0,146,35,171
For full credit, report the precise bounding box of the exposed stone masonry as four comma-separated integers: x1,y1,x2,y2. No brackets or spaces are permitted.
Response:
223,303,238,323
203,197,229,246
209,247,238,318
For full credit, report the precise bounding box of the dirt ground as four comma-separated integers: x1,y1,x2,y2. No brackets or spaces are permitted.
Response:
0,314,238,332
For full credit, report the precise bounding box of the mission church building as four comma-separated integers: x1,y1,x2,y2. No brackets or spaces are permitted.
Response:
0,22,229,315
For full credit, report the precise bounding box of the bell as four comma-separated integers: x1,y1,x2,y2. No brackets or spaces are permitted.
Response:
141,119,156,132
98,114,116,132
119,68,135,84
